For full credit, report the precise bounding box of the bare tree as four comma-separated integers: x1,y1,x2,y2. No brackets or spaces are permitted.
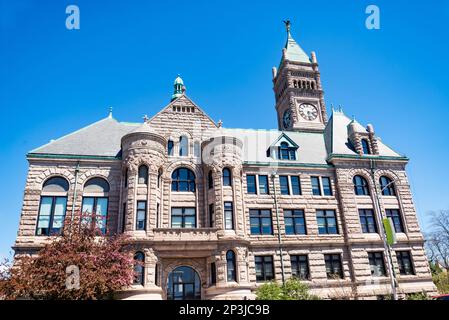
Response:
425,210,449,271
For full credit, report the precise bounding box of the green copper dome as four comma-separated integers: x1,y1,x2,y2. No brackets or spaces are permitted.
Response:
171,75,185,101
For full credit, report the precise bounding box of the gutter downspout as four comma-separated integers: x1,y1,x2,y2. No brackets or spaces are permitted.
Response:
71,162,80,224
271,173,285,284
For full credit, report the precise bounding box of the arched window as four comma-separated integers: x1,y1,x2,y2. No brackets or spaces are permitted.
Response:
138,165,148,185
353,175,370,196
167,266,201,300
171,168,195,192
380,176,396,196
361,139,371,155
208,171,213,189
133,252,145,285
226,250,237,282
179,135,189,156
278,142,296,160
81,177,110,234
167,140,174,156
222,168,232,186
36,176,69,236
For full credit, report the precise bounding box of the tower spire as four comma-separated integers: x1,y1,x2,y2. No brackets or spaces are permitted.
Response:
171,74,185,101
281,20,310,63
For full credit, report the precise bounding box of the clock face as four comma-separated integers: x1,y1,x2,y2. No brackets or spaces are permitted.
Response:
282,109,292,129
298,103,318,121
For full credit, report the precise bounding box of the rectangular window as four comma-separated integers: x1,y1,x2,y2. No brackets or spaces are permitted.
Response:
322,177,332,196
210,262,217,285
311,176,321,196
81,197,108,234
167,140,174,156
155,264,159,286
255,256,274,282
156,203,160,228
258,175,269,194
386,209,404,233
209,203,214,228
291,255,309,280
279,176,290,195
250,209,273,235
316,210,338,234
246,175,257,194
291,176,301,195
36,196,67,236
284,209,306,235
224,202,234,230
171,208,196,228
136,201,147,230
396,251,414,275
368,252,386,277
324,254,343,279
359,209,377,233
121,202,127,233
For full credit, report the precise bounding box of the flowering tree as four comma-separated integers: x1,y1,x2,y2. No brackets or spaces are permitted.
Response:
0,212,135,300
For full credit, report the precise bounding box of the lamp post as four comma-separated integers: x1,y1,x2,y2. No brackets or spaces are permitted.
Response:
271,172,286,284
370,159,399,300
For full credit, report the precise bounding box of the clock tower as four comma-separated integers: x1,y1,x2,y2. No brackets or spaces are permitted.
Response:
272,21,327,132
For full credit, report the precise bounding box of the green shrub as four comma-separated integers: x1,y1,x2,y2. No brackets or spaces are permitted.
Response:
433,271,449,294
256,278,320,300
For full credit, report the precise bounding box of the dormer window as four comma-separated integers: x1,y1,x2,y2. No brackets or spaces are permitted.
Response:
361,139,371,155
278,142,296,160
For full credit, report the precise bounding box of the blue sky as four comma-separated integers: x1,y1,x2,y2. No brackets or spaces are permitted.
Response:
0,0,448,259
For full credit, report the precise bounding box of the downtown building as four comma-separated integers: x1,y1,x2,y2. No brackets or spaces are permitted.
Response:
14,24,436,300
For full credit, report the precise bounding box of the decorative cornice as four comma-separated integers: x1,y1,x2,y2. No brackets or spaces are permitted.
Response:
27,153,121,161
327,153,409,162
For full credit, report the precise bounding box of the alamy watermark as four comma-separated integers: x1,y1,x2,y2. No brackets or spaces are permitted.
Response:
365,5,380,30
66,5,80,30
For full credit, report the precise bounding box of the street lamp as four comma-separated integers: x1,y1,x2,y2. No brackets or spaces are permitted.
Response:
370,159,399,300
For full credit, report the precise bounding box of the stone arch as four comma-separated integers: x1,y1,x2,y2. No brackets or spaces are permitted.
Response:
35,169,75,190
78,170,115,192
374,169,402,187
346,168,374,188
164,161,203,180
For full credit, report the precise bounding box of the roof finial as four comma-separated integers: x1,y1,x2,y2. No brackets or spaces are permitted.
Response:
143,115,149,122
108,106,113,118
217,120,223,128
283,19,291,35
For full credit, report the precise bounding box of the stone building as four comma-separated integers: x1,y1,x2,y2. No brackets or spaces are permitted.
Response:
14,23,436,300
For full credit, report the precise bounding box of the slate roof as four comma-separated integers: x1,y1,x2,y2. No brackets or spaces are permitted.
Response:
284,32,310,63
29,116,140,158
28,109,403,163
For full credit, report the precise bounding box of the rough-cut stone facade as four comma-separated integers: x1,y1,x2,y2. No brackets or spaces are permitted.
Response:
13,26,435,300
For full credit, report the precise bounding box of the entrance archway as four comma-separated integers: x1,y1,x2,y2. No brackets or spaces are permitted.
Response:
167,266,201,300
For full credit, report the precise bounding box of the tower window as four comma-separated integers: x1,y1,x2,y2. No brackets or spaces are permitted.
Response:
133,252,145,285
222,168,232,186
361,139,371,155
226,250,237,282
224,201,234,230
138,165,148,185
208,171,213,189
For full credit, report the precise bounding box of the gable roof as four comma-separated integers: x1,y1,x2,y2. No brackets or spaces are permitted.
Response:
269,132,300,148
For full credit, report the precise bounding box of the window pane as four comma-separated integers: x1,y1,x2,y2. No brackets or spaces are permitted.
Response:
322,177,332,196
291,176,301,195
247,175,256,194
36,197,53,235
311,177,321,196
280,176,289,195
51,197,67,232
259,175,269,194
